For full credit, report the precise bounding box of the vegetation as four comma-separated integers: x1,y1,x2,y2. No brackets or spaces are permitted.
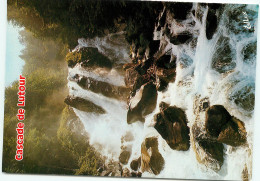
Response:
4,0,165,175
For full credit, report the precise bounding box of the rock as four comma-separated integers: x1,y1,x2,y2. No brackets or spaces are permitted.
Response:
149,40,160,57
218,116,247,146
141,137,164,175
127,82,157,124
197,139,224,170
122,167,131,177
76,76,129,101
64,96,106,114
119,150,131,165
242,41,256,64
229,85,255,113
242,164,249,181
211,36,236,73
125,65,141,89
205,105,231,138
66,47,112,69
130,157,141,171
154,105,190,151
167,2,193,20
206,9,218,40
155,54,176,91
192,124,224,171
170,32,192,45
208,3,222,10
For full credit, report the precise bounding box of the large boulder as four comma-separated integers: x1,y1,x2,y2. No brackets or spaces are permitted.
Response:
206,9,218,40
66,47,112,69
192,124,224,171
170,32,192,45
141,137,165,175
64,96,106,114
130,157,141,171
217,116,247,146
154,103,190,151
75,76,129,101
211,36,236,73
119,151,131,165
205,105,231,138
127,82,157,124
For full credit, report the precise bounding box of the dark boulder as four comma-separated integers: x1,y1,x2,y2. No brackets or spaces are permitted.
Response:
206,9,218,40
64,96,106,114
192,124,224,171
66,47,112,69
149,40,160,57
127,82,157,124
218,116,247,146
130,157,141,171
154,105,190,151
141,137,164,175
212,36,236,73
205,105,231,137
76,76,129,101
170,32,192,45
197,139,224,168
119,150,131,165
167,2,193,20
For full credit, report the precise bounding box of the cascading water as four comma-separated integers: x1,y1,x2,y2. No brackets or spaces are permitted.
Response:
67,3,258,180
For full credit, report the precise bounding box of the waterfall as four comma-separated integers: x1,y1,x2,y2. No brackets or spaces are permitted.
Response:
67,3,258,180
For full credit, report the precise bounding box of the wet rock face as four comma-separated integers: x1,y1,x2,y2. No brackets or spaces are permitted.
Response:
119,150,131,165
242,41,256,64
197,139,224,168
167,2,193,20
127,82,157,124
66,47,112,69
205,105,231,137
74,76,129,101
229,85,255,113
206,8,218,40
170,32,192,45
218,116,247,146
64,96,106,114
212,36,236,73
192,124,224,171
154,103,190,151
130,157,141,171
141,137,165,175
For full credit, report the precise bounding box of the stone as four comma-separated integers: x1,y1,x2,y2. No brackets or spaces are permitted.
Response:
205,105,231,138
141,137,164,175
170,32,192,45
154,106,190,151
167,2,193,20
66,47,112,69
192,124,224,171
217,116,247,146
119,150,131,165
64,96,106,114
127,82,157,124
211,36,236,73
76,76,129,101
206,9,218,40
130,157,141,171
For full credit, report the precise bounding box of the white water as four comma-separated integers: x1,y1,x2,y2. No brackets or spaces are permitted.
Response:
68,3,258,180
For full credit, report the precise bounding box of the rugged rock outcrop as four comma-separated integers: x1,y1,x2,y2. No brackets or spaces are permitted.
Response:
170,32,193,45
205,105,231,137
64,96,106,114
71,75,129,101
66,47,112,69
130,157,141,171
154,102,190,151
127,82,157,124
217,116,247,146
141,137,165,175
